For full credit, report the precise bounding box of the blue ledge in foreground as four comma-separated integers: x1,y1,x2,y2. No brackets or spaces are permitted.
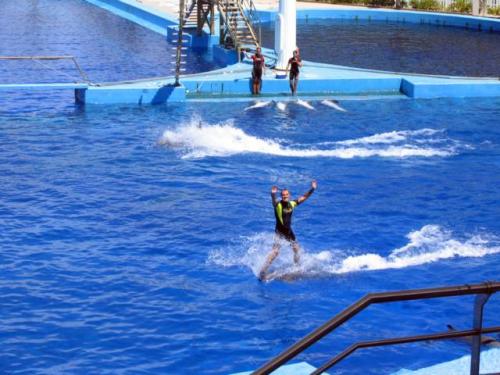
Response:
231,361,329,375
392,348,500,375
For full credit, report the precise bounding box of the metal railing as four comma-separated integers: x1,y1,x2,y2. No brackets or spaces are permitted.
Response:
252,281,500,375
217,0,261,60
240,0,262,47
218,0,244,52
0,56,90,83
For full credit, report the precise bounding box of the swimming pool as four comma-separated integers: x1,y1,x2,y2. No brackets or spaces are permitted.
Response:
0,0,218,84
260,19,500,77
1,1,499,374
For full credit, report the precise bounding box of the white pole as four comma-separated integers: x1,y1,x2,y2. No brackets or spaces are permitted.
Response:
274,0,296,78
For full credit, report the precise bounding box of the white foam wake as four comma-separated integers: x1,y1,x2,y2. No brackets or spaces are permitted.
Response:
159,120,463,159
207,225,500,279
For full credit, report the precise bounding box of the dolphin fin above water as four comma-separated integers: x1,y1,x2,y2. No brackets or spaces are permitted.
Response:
322,99,347,112
244,101,272,111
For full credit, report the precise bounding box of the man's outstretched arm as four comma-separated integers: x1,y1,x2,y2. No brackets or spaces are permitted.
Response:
297,180,317,204
271,185,279,206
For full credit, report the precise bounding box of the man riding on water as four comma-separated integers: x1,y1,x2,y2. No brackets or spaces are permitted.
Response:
259,180,317,280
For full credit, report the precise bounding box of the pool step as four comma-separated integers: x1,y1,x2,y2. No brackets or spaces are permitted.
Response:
230,361,330,375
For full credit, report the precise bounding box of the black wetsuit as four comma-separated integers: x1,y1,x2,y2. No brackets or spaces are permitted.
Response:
288,57,300,80
272,192,299,242
252,54,265,82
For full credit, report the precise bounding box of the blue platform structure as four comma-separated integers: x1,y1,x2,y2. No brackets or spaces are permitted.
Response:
4,0,500,104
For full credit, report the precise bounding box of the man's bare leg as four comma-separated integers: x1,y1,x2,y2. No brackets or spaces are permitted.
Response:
259,242,280,280
292,242,301,265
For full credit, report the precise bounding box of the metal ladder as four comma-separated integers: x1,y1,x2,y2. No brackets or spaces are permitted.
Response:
217,0,261,58
172,0,190,86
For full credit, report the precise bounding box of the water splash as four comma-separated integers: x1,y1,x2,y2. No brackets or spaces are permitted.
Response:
207,225,500,280
159,119,465,159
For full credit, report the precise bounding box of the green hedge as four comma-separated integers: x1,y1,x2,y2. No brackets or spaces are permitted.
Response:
488,5,500,15
411,0,441,10
447,0,472,12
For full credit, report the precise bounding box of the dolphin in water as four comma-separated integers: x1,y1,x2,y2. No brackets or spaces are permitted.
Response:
275,101,287,112
322,99,347,112
296,99,315,110
244,101,272,111
447,325,500,347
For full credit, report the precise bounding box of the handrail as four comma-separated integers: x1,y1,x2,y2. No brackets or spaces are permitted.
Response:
312,326,500,375
183,0,196,24
0,55,90,83
175,0,187,86
235,1,259,48
218,0,243,52
252,281,500,375
240,0,262,46
217,0,261,59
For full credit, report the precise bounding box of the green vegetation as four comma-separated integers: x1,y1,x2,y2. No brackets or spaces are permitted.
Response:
447,0,472,13
367,0,396,6
488,5,500,15
411,0,441,10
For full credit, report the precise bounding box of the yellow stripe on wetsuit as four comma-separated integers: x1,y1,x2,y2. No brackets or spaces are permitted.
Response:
275,201,297,225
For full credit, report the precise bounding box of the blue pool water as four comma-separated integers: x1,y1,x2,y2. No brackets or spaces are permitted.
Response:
261,19,500,77
0,0,218,84
1,94,499,374
1,1,500,374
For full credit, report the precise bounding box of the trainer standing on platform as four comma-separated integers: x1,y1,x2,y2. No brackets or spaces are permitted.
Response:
286,49,302,95
251,47,265,95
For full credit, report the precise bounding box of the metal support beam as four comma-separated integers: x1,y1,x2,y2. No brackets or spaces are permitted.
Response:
175,0,186,87
470,293,491,375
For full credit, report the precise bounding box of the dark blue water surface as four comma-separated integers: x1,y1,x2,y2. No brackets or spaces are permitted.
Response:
1,1,500,375
0,0,218,84
261,19,500,77
1,93,500,374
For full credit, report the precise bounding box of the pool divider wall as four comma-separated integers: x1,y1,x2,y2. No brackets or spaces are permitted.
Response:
257,8,500,33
